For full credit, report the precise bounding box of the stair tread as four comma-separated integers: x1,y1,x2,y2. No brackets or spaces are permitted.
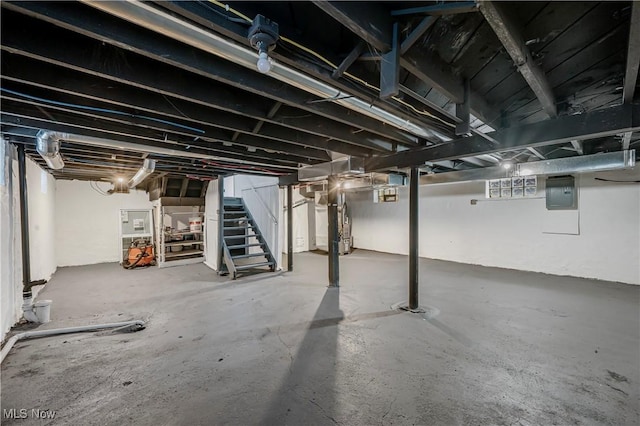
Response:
232,253,267,259
235,261,274,270
223,225,256,230
224,235,259,239
227,243,265,249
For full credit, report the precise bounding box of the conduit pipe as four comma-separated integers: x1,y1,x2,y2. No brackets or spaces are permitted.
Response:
82,0,432,139
0,320,146,364
35,130,65,170
128,158,156,188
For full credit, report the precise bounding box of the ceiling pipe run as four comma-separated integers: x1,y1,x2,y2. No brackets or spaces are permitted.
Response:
82,0,433,139
128,158,156,188
35,130,65,170
32,131,297,170
419,150,636,185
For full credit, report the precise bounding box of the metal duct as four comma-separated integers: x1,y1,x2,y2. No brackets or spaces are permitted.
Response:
33,131,296,170
420,150,636,185
83,1,428,140
298,157,365,181
128,158,156,188
35,130,65,170
299,172,405,197
342,173,406,191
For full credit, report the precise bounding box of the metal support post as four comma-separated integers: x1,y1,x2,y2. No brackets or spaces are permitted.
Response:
17,145,32,297
409,166,419,310
327,175,339,287
217,175,225,272
287,184,293,271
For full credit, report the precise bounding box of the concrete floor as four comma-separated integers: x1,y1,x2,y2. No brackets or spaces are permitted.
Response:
1,250,638,425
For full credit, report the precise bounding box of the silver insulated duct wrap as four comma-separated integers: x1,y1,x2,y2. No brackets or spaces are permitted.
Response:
298,157,365,182
35,130,65,170
128,159,156,188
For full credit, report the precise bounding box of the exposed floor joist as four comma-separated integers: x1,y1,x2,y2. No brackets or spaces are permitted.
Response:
367,104,640,170
623,0,640,104
1,3,407,153
479,1,557,118
312,0,500,126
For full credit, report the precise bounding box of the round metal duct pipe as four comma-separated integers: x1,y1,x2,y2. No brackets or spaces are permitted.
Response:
35,130,65,170
128,159,156,188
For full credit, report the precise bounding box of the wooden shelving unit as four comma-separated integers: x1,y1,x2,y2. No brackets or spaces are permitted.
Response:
157,207,205,268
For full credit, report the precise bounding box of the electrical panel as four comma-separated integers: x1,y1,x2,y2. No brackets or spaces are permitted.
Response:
546,176,577,210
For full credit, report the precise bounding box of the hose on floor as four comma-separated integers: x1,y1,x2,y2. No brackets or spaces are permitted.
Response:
1,320,146,364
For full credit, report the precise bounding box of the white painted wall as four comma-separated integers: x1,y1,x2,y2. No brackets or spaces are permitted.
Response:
1,141,57,341
348,171,640,285
1,141,22,342
55,180,153,266
204,179,220,270
27,156,57,282
283,188,316,253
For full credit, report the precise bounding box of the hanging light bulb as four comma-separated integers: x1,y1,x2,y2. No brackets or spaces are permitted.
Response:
248,15,279,75
256,50,272,74
501,160,515,170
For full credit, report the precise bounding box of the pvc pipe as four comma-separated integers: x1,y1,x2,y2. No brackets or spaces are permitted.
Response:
0,320,145,364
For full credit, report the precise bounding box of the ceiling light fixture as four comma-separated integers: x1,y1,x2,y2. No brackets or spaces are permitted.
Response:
501,160,515,170
248,15,279,74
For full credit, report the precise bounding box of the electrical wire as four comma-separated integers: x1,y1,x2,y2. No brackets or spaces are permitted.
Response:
90,180,113,196
200,159,287,175
206,0,455,129
594,178,640,183
0,88,205,135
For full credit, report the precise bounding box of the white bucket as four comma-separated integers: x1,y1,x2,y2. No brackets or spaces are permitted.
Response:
33,300,52,323
189,216,202,232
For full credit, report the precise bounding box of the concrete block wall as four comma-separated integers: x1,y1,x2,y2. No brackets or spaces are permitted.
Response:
347,171,640,285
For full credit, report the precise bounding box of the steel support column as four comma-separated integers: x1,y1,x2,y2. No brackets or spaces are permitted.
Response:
409,166,420,310
17,144,31,296
327,175,340,287
287,185,293,272
217,175,225,272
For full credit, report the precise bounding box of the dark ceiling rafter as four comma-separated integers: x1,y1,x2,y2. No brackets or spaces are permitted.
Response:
77,0,421,146
12,135,281,179
623,1,640,104
367,104,640,171
311,0,500,127
1,2,408,153
0,36,381,158
1,113,304,172
391,2,479,17
621,1,640,151
0,56,371,158
332,41,365,80
1,1,636,182
400,16,437,55
1,82,331,162
479,0,557,118
146,0,448,141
